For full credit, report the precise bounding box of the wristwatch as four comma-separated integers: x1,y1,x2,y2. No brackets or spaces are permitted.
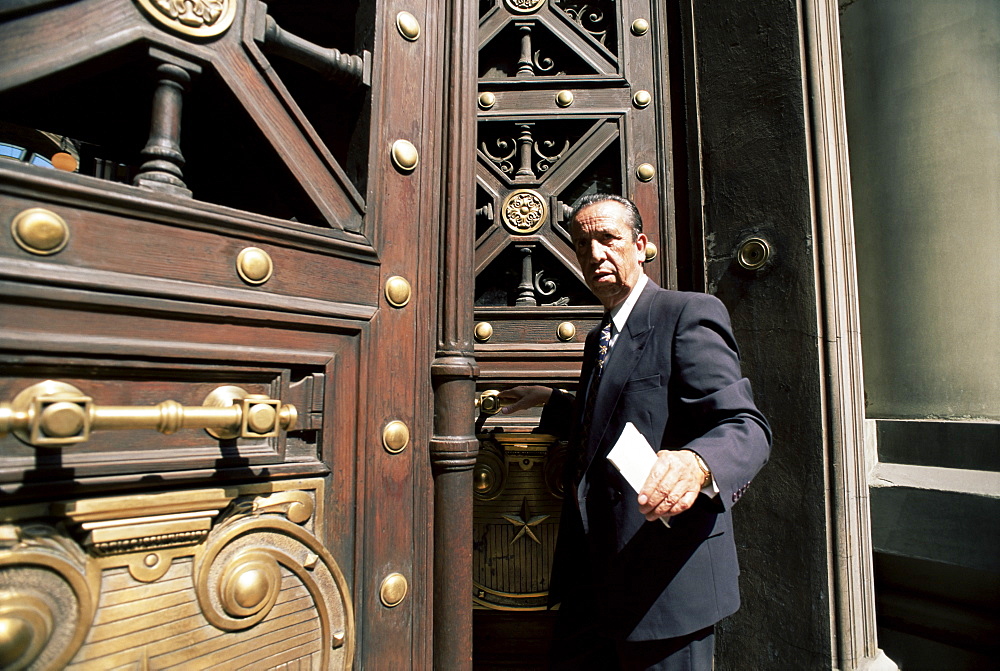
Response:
691,452,712,487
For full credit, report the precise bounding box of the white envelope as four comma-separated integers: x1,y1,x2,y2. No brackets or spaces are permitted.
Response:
606,422,671,528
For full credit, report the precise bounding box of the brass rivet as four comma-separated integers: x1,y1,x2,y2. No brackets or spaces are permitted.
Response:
632,90,652,108
144,553,159,567
11,207,69,255
391,139,419,172
380,572,408,608
237,247,273,285
474,322,493,342
737,237,771,270
555,90,574,107
385,275,412,307
644,242,658,262
396,11,420,41
233,568,268,609
556,322,576,342
478,91,496,110
636,163,656,182
383,420,410,454
631,18,650,36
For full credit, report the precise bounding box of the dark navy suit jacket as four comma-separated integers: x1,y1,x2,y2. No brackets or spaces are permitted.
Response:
539,279,771,642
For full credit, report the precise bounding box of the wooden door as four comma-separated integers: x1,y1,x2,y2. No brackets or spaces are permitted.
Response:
0,1,447,668
471,0,683,666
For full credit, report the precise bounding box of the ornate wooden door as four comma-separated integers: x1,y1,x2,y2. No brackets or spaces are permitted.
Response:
471,0,683,666
0,1,449,668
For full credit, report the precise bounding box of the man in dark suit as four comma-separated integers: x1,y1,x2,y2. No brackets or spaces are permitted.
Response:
499,194,771,670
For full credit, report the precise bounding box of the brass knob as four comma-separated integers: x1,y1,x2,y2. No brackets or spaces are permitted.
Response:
737,237,771,270
385,275,412,307
632,90,651,108
631,18,650,36
636,163,655,182
474,322,493,342
382,420,410,454
396,11,420,41
379,573,408,608
478,91,496,110
555,90,574,107
236,247,273,285
556,322,576,341
0,381,297,448
11,207,69,255
391,139,419,172
644,242,658,262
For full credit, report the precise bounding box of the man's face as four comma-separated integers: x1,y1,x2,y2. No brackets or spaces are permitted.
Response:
570,200,648,309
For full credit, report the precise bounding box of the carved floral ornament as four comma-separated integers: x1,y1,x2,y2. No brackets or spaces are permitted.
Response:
135,0,237,38
501,189,548,234
505,0,546,14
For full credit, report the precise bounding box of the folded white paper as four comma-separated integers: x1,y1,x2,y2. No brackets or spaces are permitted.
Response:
606,422,670,527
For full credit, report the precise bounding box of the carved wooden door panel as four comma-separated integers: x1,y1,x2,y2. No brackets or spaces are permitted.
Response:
0,1,442,668
471,0,681,664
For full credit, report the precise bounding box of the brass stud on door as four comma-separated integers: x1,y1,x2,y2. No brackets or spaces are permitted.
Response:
396,11,420,41
391,140,419,172
385,275,412,307
383,420,410,454
474,322,493,342
631,18,650,36
635,163,656,182
237,247,273,285
644,242,658,262
632,90,652,108
556,322,576,342
380,573,408,608
11,207,69,255
555,90,574,107
478,92,496,110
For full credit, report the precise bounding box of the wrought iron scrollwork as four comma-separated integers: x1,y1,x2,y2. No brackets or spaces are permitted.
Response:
555,0,617,47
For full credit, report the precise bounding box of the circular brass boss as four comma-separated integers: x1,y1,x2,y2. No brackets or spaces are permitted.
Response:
631,18,650,36
396,11,420,41
391,140,419,172
479,91,496,109
0,597,52,670
474,322,493,342
632,90,652,108
379,573,408,608
383,420,410,453
385,275,412,307
636,163,656,182
644,242,658,262
555,90,574,107
11,207,69,255
556,322,576,341
236,247,273,285
737,237,771,270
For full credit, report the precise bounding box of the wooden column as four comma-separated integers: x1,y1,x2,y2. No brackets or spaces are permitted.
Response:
430,0,478,669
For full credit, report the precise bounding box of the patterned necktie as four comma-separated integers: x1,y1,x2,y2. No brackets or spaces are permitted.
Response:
576,317,612,483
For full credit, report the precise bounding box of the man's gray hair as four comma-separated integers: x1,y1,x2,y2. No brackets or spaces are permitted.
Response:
568,193,643,241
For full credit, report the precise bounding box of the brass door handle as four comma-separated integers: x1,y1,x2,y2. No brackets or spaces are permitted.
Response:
0,381,297,448
476,390,504,416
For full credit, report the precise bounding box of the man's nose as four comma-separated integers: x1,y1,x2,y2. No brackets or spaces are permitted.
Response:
584,240,604,263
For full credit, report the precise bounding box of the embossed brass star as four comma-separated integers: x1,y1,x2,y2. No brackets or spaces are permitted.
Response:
502,497,549,545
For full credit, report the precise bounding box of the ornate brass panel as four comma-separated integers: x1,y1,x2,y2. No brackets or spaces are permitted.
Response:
473,432,565,611
0,479,354,669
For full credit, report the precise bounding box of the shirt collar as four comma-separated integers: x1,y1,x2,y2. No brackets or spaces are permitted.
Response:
608,273,647,334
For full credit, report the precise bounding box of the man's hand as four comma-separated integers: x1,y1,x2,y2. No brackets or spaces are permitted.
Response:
637,450,706,521
497,386,553,414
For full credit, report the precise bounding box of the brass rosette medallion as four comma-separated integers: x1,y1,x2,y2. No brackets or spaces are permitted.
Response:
134,0,237,38
505,0,546,14
500,189,548,235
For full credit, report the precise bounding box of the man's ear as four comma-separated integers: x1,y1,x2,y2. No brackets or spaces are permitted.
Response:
635,233,648,262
